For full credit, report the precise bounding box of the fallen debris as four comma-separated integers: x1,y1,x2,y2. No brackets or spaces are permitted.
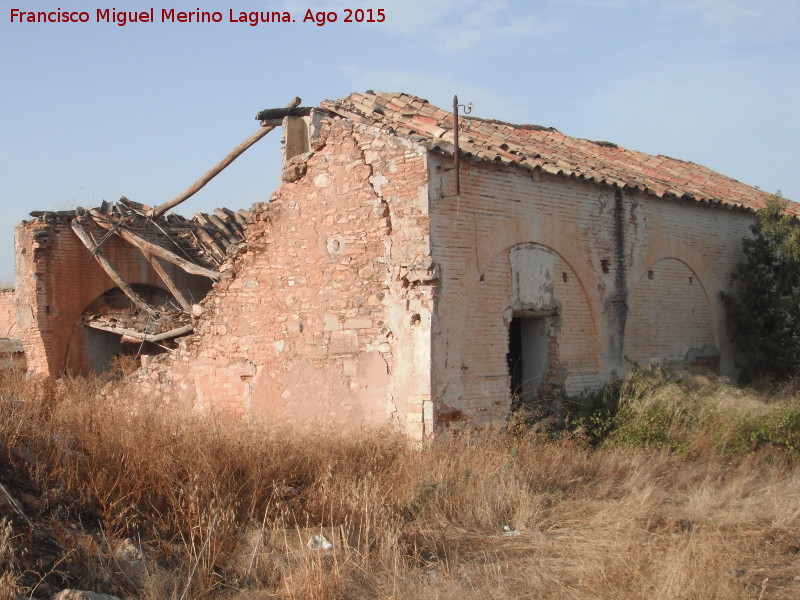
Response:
307,534,333,551
52,590,122,600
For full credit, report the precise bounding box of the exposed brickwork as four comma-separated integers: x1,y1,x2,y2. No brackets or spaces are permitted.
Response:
323,92,793,215
11,93,786,436
135,117,436,437
0,289,19,339
429,154,753,428
626,258,717,369
14,218,210,375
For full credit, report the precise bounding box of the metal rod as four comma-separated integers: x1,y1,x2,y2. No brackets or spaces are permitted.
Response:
453,95,460,196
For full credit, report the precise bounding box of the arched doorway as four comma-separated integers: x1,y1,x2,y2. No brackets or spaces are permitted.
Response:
460,243,600,420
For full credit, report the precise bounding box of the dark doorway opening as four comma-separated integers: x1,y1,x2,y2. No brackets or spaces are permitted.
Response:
508,315,548,406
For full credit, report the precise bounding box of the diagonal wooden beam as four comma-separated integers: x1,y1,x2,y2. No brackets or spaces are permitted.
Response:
70,218,160,318
148,96,301,219
88,210,219,279
143,252,193,312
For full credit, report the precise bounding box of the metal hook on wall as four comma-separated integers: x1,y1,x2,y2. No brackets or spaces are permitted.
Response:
452,95,473,195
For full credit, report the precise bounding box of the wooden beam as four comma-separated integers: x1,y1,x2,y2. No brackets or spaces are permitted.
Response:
88,210,220,279
143,253,192,312
255,106,311,121
70,218,159,317
148,97,301,219
84,320,193,342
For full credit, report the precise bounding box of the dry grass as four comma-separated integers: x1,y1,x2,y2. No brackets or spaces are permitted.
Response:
0,368,798,599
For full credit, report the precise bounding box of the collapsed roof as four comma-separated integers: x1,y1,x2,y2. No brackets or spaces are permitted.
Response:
29,200,247,274
28,200,247,343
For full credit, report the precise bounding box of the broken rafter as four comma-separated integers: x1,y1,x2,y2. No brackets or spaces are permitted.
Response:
142,253,193,312
147,96,302,219
84,320,193,342
70,218,160,318
88,210,220,279
118,195,150,216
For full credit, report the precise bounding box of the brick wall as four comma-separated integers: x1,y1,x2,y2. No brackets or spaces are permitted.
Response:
0,289,19,339
15,218,210,376
136,118,436,438
428,155,752,428
626,257,717,368
131,126,752,433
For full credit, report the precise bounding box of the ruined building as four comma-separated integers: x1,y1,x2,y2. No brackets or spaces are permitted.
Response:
11,92,799,438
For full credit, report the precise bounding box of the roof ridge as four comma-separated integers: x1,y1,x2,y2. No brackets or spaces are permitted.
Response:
320,91,795,215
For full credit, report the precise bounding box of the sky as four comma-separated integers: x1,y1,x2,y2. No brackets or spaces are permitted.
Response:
1,0,798,284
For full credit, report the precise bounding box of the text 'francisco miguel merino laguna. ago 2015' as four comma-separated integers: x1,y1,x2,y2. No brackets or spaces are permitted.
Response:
8,8,387,27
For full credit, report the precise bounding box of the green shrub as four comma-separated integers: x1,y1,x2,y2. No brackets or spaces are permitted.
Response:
562,380,621,445
726,406,800,454
408,479,450,517
561,365,800,455
722,195,800,383
610,366,697,451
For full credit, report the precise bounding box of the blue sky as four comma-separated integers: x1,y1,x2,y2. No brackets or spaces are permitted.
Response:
1,0,798,283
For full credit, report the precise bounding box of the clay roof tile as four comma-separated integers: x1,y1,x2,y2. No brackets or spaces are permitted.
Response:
321,91,797,215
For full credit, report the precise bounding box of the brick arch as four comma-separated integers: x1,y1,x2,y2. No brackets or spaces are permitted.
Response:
625,257,719,372
63,284,176,375
15,224,211,376
456,242,601,424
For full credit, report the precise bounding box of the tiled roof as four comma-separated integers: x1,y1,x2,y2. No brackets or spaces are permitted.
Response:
29,201,249,269
321,91,798,216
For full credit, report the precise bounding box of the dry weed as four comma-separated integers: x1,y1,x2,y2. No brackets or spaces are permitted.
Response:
0,369,798,599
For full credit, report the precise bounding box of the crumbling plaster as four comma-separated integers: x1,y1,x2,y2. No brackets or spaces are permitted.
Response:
428,154,753,428
11,103,763,436
136,116,437,438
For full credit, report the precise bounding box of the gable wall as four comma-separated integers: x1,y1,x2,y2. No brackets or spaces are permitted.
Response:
428,154,753,428
136,118,436,438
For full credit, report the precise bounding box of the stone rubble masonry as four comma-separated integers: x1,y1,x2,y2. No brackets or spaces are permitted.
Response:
12,106,761,437
134,116,436,439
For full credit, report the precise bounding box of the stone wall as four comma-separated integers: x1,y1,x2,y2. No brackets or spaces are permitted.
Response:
137,117,437,439
131,120,754,434
428,154,752,428
15,112,757,434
